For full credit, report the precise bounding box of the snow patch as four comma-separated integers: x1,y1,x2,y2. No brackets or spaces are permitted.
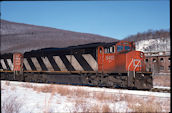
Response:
1,81,170,112
135,38,170,52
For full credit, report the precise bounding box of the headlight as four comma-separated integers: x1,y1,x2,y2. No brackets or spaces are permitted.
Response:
140,52,143,58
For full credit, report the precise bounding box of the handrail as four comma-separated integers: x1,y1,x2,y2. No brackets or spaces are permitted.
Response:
128,58,133,76
133,60,141,78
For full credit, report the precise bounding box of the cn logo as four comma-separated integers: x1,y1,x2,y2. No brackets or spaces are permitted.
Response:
133,59,141,67
106,55,114,63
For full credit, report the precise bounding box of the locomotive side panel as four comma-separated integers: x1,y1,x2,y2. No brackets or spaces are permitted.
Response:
22,47,98,72
102,53,116,73
113,53,126,73
98,46,116,73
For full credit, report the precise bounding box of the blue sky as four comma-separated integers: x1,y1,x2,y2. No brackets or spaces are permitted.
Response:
1,1,170,40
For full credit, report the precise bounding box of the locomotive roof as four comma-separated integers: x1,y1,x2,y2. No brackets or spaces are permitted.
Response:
25,41,119,54
1,41,119,58
67,41,118,49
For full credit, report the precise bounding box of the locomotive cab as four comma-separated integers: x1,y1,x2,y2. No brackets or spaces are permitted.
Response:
97,41,137,73
97,40,152,89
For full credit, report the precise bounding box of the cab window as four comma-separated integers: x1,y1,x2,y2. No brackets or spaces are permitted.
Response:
117,45,123,52
125,46,130,51
104,48,108,53
110,47,115,53
104,46,115,54
99,48,102,53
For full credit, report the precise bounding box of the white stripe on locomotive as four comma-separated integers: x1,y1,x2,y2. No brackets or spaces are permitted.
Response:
41,57,54,71
7,59,13,70
53,56,68,71
66,55,84,71
0,59,7,70
31,57,42,71
82,54,98,71
23,58,32,71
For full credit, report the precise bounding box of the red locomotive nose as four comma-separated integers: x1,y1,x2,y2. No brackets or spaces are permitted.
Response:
126,51,146,72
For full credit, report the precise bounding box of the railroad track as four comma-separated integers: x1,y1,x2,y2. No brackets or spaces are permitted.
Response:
151,86,170,93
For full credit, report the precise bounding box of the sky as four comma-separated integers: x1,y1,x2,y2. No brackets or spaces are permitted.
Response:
1,1,170,40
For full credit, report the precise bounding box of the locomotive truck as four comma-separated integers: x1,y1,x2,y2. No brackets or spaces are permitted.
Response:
0,40,153,90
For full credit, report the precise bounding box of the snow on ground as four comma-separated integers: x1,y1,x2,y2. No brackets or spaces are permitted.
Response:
1,80,170,113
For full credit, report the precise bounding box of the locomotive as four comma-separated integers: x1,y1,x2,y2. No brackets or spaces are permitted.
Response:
0,40,153,90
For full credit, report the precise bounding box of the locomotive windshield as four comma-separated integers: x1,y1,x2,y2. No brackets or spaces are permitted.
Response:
117,43,131,52
125,46,130,51
117,45,123,52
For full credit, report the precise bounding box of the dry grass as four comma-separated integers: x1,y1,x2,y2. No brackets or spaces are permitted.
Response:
94,92,112,102
93,91,123,103
21,83,56,93
72,98,112,112
102,104,111,112
21,83,89,98
153,75,170,87
130,100,162,112
21,82,34,88
89,104,101,112
10,86,16,91
1,95,23,113
5,81,10,86
55,86,72,96
34,85,55,93
69,90,115,112
19,82,169,112
72,99,89,112
127,95,163,112
20,83,119,103
72,99,102,112
94,92,106,101
72,88,89,98
43,94,54,113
